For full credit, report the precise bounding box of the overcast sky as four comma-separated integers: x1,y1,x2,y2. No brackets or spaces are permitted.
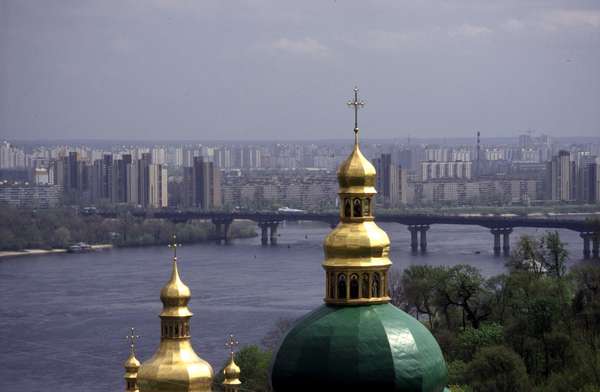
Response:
1,0,599,141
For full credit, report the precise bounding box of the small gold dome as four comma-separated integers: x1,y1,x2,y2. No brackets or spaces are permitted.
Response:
223,355,241,386
124,352,141,370
337,131,377,195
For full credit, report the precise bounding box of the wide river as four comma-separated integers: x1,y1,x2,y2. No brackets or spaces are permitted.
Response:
0,222,585,391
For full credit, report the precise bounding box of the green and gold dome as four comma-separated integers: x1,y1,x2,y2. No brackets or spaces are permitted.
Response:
270,88,448,392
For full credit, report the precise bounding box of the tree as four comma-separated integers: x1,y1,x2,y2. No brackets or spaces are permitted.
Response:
399,265,445,329
466,346,530,392
53,226,72,248
539,231,568,279
508,235,544,275
440,265,492,329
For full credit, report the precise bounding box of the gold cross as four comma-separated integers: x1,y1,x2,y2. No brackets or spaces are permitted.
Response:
347,86,365,133
168,235,181,259
225,334,239,355
126,327,141,355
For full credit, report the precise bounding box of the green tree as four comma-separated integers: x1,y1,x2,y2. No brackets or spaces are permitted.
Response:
539,231,568,279
439,265,492,329
53,226,72,248
466,346,530,392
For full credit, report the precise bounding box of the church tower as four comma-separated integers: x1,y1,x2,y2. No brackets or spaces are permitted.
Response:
137,238,214,391
124,328,141,392
270,88,449,392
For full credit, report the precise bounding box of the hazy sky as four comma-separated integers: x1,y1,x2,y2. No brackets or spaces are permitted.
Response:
1,0,599,141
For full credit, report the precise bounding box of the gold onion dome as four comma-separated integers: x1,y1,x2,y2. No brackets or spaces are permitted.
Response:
223,356,241,385
336,132,377,195
137,239,214,392
124,352,141,370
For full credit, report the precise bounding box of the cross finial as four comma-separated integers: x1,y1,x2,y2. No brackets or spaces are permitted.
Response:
347,86,365,143
225,334,239,357
168,235,181,260
126,327,141,355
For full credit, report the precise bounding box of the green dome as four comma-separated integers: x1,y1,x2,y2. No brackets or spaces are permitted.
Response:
270,303,448,392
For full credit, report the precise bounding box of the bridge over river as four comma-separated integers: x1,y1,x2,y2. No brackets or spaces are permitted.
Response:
99,210,600,259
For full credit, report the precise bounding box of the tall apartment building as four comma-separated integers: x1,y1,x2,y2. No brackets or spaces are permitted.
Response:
372,153,406,207
148,163,168,208
546,150,575,201
182,157,222,210
577,157,600,203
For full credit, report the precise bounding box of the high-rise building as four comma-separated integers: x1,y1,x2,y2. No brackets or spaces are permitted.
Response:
148,163,168,208
373,153,403,207
546,150,575,201
577,156,600,203
183,157,222,210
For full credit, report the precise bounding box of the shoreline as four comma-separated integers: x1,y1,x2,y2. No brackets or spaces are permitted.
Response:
0,244,113,259
0,234,256,259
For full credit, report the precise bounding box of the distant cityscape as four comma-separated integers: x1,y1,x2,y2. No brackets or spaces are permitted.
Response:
1,132,600,211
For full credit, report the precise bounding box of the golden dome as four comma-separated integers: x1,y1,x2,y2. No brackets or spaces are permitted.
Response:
124,352,141,370
336,131,377,195
137,256,214,392
324,221,391,265
223,355,241,386
160,258,193,318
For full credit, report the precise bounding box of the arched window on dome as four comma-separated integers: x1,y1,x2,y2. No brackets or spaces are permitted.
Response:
169,325,173,338
344,198,351,218
175,324,179,337
362,273,370,298
350,274,359,299
337,273,347,299
353,198,362,217
371,273,380,297
364,198,371,216
329,272,335,299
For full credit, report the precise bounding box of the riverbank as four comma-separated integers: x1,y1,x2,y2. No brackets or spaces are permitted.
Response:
0,244,114,259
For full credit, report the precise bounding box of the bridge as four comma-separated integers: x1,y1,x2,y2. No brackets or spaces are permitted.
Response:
98,210,600,259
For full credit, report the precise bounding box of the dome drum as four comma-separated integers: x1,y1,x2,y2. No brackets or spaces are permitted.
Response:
324,267,391,305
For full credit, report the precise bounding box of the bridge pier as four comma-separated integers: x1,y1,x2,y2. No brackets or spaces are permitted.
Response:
503,228,513,256
212,218,233,244
408,225,429,253
581,232,592,259
419,225,429,252
490,228,512,256
409,226,419,252
269,222,279,245
258,221,279,245
593,235,600,259
259,223,269,246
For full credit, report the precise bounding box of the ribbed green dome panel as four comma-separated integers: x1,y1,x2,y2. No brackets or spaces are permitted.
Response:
270,304,447,392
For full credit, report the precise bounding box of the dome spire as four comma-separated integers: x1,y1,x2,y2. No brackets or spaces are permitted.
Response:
223,334,242,392
347,86,365,146
123,328,141,392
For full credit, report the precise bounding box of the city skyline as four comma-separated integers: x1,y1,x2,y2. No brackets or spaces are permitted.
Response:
1,0,599,140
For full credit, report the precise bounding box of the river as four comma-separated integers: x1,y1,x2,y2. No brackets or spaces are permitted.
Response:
0,222,585,391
